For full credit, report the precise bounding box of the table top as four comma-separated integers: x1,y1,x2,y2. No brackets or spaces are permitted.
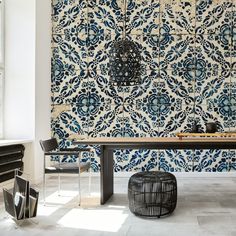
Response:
74,137,236,145
176,132,236,138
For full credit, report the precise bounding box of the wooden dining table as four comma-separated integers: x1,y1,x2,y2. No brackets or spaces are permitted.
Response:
73,136,236,204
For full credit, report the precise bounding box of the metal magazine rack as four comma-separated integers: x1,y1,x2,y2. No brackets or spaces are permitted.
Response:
2,170,39,220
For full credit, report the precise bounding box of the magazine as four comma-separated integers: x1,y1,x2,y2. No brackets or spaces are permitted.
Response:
25,188,39,218
3,188,15,218
13,175,29,219
14,192,26,220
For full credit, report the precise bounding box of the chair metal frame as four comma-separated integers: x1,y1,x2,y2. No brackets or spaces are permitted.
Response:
39,138,91,206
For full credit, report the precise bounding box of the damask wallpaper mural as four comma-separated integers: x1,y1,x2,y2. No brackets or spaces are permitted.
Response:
51,0,236,172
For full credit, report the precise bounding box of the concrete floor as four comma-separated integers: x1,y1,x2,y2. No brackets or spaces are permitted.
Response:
0,175,236,236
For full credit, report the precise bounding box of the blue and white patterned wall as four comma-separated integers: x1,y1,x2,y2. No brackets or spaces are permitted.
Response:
51,0,236,172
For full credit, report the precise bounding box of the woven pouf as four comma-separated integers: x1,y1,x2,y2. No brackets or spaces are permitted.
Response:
128,171,177,218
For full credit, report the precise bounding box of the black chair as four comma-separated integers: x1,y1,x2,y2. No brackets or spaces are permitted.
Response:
39,138,91,205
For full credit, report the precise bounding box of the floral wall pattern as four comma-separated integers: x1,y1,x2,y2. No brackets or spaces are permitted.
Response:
51,0,236,172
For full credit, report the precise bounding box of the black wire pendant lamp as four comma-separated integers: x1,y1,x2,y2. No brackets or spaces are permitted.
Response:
109,0,142,86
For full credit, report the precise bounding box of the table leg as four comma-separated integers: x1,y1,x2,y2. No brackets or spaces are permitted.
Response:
100,145,114,204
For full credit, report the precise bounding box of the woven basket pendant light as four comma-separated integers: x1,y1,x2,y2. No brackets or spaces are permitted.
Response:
109,0,142,86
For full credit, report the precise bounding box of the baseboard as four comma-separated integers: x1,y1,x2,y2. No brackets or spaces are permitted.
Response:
113,171,236,178
28,171,236,185
48,171,236,178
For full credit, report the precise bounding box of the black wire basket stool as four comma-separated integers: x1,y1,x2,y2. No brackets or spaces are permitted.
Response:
128,171,177,218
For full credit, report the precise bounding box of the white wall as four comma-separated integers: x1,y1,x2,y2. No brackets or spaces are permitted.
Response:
4,0,51,183
34,0,51,183
4,0,36,139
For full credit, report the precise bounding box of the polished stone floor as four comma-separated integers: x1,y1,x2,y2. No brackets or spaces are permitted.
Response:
0,175,236,236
